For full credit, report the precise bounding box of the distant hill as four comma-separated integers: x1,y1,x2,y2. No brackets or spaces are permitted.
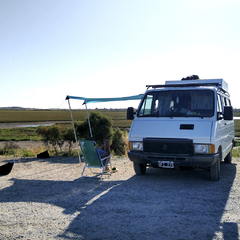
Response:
0,107,25,110
0,107,40,110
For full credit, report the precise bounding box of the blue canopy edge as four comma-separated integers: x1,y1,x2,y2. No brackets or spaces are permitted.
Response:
66,94,143,104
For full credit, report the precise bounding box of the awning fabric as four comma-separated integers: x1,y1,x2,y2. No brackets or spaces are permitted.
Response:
66,94,143,104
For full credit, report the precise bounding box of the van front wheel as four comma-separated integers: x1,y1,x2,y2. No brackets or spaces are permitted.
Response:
210,157,220,181
133,162,146,175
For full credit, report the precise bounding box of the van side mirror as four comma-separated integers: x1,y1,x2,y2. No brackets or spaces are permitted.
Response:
127,107,135,120
224,106,233,120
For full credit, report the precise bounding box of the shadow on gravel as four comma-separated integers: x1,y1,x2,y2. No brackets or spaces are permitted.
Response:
0,161,237,240
2,156,81,164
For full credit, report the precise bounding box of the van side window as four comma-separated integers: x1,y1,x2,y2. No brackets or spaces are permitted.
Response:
217,94,223,113
224,97,228,106
138,95,153,116
225,98,231,106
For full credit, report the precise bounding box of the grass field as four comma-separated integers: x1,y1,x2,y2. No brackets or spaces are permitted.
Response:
0,127,41,141
0,109,132,141
0,109,240,141
0,109,128,122
0,109,132,127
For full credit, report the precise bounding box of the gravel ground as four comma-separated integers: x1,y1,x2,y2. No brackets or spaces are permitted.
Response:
0,152,240,239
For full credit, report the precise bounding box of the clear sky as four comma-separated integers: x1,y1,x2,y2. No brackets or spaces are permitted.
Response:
1,0,240,109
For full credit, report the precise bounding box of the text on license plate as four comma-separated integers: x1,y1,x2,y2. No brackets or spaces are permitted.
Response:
158,161,174,168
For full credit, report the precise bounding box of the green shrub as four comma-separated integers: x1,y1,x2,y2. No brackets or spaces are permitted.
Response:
235,139,240,147
21,148,36,157
63,127,76,155
233,148,240,158
36,125,65,154
0,141,20,156
111,128,127,156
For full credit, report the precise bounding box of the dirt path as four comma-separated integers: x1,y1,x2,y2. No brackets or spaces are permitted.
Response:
0,155,239,239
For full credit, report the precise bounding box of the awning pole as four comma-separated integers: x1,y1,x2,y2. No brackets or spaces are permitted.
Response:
85,103,93,138
67,99,81,164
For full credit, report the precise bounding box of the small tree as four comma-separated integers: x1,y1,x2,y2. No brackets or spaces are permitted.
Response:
76,112,113,146
74,120,89,140
63,127,76,155
52,126,65,153
36,126,50,146
36,125,65,155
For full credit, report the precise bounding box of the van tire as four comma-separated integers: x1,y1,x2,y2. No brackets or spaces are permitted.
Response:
224,150,232,163
210,157,220,181
133,162,146,175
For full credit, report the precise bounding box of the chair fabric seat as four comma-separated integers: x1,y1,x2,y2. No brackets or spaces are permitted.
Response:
79,139,112,178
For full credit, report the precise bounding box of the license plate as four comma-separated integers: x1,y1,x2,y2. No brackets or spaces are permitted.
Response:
158,161,174,168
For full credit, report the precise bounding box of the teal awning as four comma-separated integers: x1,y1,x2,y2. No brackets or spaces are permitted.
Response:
66,94,143,104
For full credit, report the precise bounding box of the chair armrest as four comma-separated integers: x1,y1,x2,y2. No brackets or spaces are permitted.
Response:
101,154,112,161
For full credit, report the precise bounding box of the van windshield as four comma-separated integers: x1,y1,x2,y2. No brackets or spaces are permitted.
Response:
138,90,214,118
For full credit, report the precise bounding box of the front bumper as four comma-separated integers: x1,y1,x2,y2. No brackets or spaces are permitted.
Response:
128,151,219,168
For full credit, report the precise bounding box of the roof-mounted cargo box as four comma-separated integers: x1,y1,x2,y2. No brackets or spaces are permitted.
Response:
164,79,228,92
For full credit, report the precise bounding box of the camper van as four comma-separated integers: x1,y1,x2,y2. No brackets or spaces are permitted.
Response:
127,77,235,181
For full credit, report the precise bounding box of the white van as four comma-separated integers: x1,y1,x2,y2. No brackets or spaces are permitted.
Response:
127,77,235,181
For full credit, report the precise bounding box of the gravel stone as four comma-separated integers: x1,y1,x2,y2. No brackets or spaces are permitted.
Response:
0,153,240,239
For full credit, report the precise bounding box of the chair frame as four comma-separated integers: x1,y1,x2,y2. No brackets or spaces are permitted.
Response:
79,139,112,179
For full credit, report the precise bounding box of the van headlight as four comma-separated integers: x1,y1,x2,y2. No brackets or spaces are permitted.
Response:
194,144,215,154
129,142,143,151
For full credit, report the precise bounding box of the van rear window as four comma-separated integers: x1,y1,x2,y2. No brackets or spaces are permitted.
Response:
138,90,214,118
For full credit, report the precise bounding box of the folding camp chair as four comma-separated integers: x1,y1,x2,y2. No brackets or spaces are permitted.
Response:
79,139,112,179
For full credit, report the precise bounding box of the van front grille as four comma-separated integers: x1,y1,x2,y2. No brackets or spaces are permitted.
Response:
143,138,193,155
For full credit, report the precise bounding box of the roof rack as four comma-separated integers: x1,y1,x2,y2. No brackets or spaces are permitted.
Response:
146,82,220,89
